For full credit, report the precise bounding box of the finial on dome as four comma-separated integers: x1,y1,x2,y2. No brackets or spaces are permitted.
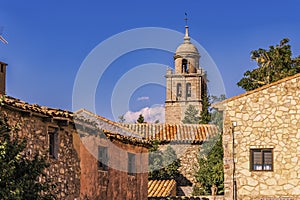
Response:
184,13,190,43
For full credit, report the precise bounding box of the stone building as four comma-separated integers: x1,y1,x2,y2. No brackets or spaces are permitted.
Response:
214,73,300,199
0,64,150,200
165,25,207,124
121,123,219,196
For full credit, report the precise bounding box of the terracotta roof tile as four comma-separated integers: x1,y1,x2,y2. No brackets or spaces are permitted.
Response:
148,179,176,197
0,96,151,147
2,96,73,118
120,123,219,143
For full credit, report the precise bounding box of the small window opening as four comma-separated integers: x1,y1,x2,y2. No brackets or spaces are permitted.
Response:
49,131,58,159
98,146,108,171
186,83,191,97
250,149,273,171
177,83,182,97
128,153,136,175
182,59,188,73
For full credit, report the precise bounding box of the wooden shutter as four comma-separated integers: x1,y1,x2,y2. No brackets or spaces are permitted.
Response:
252,150,262,165
263,150,272,165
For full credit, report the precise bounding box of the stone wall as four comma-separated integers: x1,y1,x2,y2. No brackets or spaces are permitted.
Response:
221,74,300,199
2,108,81,199
165,68,204,124
2,105,149,200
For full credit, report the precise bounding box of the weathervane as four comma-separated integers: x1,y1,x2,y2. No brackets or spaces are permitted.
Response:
184,13,188,26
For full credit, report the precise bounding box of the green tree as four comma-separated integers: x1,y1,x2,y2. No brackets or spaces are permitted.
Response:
0,114,55,200
137,114,145,123
199,92,211,124
193,135,224,195
237,38,300,91
210,94,226,130
182,105,200,124
148,142,180,180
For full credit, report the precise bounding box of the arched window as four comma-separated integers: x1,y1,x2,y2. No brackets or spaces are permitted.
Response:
182,59,188,73
177,83,182,97
186,83,191,97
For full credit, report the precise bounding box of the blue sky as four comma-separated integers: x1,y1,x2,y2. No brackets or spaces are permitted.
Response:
1,0,300,121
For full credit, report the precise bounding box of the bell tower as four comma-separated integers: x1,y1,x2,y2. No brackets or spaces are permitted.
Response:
165,24,206,124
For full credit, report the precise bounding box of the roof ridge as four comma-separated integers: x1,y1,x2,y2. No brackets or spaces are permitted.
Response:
213,72,300,106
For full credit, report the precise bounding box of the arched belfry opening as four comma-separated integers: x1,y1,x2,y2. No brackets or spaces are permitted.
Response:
186,83,191,97
177,83,182,97
182,59,188,73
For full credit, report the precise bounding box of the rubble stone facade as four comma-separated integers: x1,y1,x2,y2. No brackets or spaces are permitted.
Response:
217,73,300,199
0,96,150,200
2,106,81,199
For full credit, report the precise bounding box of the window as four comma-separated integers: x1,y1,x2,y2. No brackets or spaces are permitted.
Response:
250,149,273,171
177,83,182,97
186,83,191,97
182,59,188,73
128,153,136,175
49,131,58,159
98,146,108,171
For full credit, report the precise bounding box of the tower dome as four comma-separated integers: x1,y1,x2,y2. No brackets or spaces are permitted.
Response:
174,25,200,74
175,26,199,55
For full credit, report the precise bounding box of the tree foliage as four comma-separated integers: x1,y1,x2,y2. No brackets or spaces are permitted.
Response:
0,114,55,200
137,114,145,123
193,135,224,195
148,141,180,180
210,95,226,130
237,38,300,91
182,105,200,124
199,92,211,124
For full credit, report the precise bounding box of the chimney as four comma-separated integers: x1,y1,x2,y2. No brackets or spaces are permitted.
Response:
0,61,7,95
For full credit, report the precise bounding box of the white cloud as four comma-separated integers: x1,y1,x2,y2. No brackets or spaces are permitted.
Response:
137,96,150,101
123,105,165,123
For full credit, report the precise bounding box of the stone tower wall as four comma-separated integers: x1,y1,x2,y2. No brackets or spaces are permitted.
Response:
165,73,204,124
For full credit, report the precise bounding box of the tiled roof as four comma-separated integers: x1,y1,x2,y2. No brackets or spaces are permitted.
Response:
2,96,73,119
120,123,219,143
1,96,151,147
148,179,176,197
74,109,152,147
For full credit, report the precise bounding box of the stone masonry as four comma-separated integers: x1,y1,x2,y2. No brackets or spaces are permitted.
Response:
216,73,300,199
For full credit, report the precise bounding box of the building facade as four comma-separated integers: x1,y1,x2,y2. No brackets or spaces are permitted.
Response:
215,73,300,199
165,25,207,124
0,66,150,200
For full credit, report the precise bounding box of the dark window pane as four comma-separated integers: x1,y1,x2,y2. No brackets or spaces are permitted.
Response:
49,131,58,159
98,146,108,171
128,153,136,175
177,83,182,97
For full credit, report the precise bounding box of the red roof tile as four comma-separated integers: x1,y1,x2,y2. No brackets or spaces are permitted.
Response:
121,123,219,143
148,179,176,197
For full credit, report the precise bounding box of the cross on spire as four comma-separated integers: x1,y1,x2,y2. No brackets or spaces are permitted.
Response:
184,13,188,26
